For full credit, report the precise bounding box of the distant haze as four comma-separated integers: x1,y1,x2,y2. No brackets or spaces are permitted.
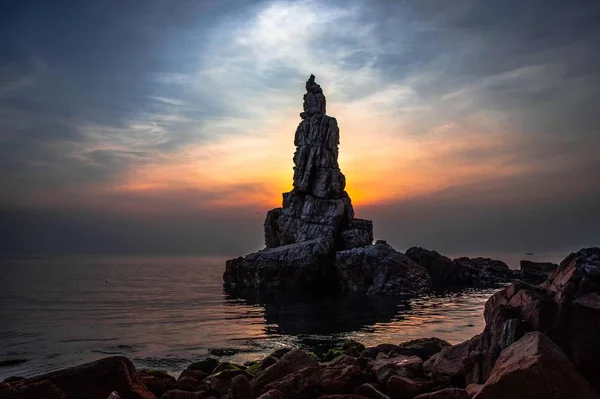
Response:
1,1,599,257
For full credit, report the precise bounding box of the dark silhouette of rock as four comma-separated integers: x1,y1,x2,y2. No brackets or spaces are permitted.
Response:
473,332,596,399
519,260,558,284
335,243,431,295
224,76,432,296
0,356,154,399
405,248,516,288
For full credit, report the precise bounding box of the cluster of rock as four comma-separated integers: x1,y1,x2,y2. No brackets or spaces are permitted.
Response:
223,76,520,295
404,248,516,288
4,248,598,399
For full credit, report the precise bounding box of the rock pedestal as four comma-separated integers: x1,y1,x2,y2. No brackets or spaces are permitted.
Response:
224,76,428,295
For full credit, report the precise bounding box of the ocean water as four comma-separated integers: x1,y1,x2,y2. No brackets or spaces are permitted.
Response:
0,253,564,379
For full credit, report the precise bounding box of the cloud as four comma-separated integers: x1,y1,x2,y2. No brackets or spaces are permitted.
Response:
1,0,599,255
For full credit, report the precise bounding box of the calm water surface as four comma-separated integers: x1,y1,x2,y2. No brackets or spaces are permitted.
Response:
0,254,561,379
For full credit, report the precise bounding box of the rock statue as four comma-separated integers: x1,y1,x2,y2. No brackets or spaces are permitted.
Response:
223,75,431,295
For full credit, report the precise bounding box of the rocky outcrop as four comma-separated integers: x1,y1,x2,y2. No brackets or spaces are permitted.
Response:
519,260,558,284
405,248,514,288
473,332,597,399
224,75,432,296
424,247,600,394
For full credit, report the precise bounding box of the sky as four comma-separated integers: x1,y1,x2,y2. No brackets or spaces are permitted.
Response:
1,0,599,257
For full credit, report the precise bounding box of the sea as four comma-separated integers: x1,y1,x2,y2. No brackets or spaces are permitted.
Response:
0,252,565,379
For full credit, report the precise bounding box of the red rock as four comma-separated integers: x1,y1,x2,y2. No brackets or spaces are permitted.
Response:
0,356,154,399
473,332,597,399
251,349,319,396
256,389,287,399
354,383,391,399
139,370,176,398
264,363,368,399
230,374,253,399
386,375,432,399
160,390,202,399
423,336,479,387
205,369,252,397
371,356,423,384
318,396,369,399
464,384,481,398
413,388,467,399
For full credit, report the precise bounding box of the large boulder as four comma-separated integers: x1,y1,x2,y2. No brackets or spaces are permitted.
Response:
263,363,368,399
251,349,319,396
334,243,432,295
405,247,472,287
224,238,335,289
428,247,600,393
452,257,513,287
519,260,558,284
473,332,597,399
0,356,154,399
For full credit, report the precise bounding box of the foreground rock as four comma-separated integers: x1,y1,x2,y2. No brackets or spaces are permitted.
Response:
474,332,597,399
425,247,600,393
0,356,154,399
224,75,432,296
519,260,558,284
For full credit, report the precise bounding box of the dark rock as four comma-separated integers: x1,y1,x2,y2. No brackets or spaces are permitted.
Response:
256,389,287,399
186,358,220,374
354,383,391,399
519,260,558,284
3,376,25,384
213,362,245,374
252,348,319,396
224,237,336,289
387,375,433,399
263,363,368,399
319,396,369,399
453,257,513,287
340,219,373,250
413,388,467,399
208,348,241,357
0,356,154,399
423,336,480,387
371,356,423,385
230,374,254,399
204,369,252,397
464,384,482,398
224,75,376,292
335,243,432,295
405,248,472,287
396,338,451,361
428,247,600,392
269,348,293,359
375,240,387,245
473,332,596,399
139,369,176,398
160,390,203,399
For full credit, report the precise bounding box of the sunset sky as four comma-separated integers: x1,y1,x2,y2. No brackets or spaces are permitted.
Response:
1,0,599,256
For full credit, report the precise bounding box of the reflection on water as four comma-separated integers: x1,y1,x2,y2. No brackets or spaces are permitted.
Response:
0,257,498,379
